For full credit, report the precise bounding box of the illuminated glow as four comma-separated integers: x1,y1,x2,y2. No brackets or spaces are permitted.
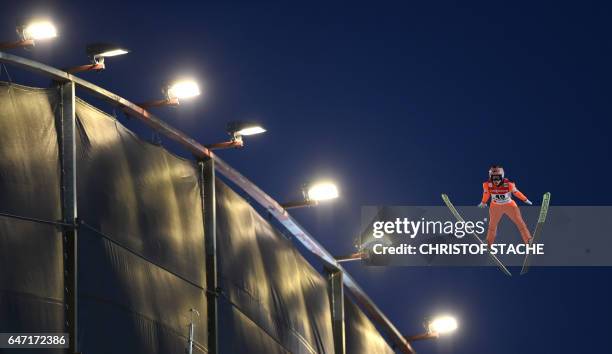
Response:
87,43,129,60
96,49,129,57
428,316,458,335
227,121,266,137
236,126,266,136
166,80,201,100
21,21,57,41
307,182,339,202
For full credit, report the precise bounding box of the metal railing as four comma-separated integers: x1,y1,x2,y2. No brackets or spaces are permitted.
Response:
0,51,415,354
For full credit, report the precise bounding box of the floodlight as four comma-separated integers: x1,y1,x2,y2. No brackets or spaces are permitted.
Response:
428,315,458,335
281,181,339,209
307,182,339,202
20,21,57,41
87,43,129,61
0,19,57,50
235,126,266,136
138,79,201,109
66,43,129,74
405,315,459,342
206,121,266,150
166,80,200,100
227,121,266,138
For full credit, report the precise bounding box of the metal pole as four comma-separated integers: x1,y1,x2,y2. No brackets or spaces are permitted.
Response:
187,322,194,354
57,81,78,354
65,62,105,74
187,309,200,354
326,267,345,354
200,158,218,354
0,39,34,50
405,332,439,342
280,199,318,210
335,252,365,263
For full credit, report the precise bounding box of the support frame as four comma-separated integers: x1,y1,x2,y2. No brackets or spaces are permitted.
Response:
200,158,218,354
326,267,346,354
57,80,78,354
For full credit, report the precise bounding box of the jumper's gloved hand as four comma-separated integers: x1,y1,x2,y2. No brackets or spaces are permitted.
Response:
478,202,488,208
525,200,533,205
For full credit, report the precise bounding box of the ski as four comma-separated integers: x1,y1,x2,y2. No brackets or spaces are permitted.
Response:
520,192,551,275
441,194,513,276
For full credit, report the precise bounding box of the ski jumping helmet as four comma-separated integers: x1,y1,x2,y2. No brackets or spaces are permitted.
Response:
489,165,505,181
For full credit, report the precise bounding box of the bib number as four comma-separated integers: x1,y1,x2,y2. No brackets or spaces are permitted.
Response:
493,193,511,203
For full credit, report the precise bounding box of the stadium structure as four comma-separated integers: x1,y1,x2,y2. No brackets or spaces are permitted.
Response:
0,51,416,354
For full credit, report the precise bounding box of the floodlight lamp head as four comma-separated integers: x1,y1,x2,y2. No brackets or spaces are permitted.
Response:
226,121,266,140
305,181,339,202
17,20,57,41
164,80,200,101
86,42,129,64
428,315,458,335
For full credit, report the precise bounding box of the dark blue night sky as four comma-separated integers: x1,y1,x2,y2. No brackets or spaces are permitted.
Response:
2,1,611,353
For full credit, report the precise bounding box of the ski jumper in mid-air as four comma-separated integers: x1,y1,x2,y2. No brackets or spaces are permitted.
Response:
479,166,532,246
